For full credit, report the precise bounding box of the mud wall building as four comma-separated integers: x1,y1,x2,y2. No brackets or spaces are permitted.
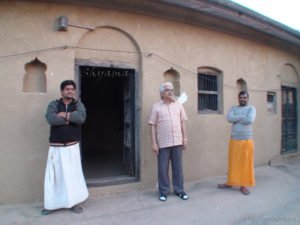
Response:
0,0,299,203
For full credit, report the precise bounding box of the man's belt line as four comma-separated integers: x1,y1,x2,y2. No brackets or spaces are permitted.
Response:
50,141,79,147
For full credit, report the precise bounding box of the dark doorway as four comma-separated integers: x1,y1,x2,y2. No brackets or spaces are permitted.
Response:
281,86,298,153
80,66,136,186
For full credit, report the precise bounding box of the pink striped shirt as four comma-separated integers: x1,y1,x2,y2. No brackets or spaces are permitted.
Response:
148,100,187,148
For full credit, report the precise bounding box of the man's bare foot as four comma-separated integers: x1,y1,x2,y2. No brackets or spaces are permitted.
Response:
240,186,250,195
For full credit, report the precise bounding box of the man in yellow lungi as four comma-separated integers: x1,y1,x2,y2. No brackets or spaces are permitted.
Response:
218,91,256,195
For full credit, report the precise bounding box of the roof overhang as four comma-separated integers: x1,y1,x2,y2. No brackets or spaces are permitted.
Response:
19,0,300,56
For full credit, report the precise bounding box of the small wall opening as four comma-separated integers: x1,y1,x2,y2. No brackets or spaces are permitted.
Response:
236,78,247,92
267,92,277,114
23,57,47,93
163,67,180,97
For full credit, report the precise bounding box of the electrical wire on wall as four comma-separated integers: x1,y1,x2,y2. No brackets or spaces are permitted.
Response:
0,45,293,93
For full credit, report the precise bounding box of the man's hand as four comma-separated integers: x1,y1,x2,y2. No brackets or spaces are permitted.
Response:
57,112,69,124
57,112,67,118
183,139,188,150
152,144,159,155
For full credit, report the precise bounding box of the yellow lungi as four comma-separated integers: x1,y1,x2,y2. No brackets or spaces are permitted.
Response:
227,139,255,187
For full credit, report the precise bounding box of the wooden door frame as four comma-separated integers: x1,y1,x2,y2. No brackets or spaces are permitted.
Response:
74,59,140,185
281,86,298,154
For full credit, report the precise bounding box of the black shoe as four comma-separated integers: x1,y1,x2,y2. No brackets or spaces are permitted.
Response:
159,194,167,201
176,192,189,200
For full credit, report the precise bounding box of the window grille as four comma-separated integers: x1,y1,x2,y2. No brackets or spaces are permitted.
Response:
198,73,219,112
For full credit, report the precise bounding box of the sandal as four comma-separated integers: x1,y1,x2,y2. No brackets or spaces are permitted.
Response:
217,183,232,189
41,209,53,215
240,186,250,195
176,192,189,200
71,205,83,214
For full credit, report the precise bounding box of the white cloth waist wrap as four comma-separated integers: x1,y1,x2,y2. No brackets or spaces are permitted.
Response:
44,143,89,210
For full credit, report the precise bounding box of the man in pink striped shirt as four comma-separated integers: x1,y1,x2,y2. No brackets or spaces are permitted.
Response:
149,81,189,201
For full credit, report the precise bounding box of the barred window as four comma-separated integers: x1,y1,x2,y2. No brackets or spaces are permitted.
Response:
198,68,222,113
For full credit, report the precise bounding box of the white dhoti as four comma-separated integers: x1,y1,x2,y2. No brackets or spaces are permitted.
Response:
44,143,89,210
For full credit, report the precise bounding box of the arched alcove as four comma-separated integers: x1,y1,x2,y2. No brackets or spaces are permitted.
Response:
163,67,181,97
236,78,247,92
279,64,299,87
23,57,47,93
75,26,141,67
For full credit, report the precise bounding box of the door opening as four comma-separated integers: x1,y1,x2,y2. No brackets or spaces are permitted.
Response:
80,66,137,186
281,86,298,153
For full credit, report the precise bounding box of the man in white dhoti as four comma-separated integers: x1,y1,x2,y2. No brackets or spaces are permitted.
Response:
42,80,89,215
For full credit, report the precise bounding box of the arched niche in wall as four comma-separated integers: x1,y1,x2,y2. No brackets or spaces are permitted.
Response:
75,26,141,68
74,26,142,99
278,64,299,87
236,78,247,92
163,67,180,97
23,57,47,93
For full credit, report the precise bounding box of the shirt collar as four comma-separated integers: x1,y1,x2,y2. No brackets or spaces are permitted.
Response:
160,99,175,104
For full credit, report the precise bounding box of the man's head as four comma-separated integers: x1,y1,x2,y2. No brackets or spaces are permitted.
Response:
160,82,174,101
60,80,76,100
238,91,249,106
